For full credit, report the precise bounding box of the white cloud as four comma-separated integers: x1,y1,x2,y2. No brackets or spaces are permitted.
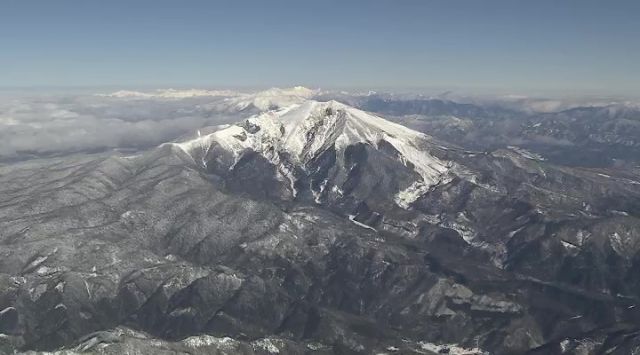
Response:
0,93,244,159
0,87,321,160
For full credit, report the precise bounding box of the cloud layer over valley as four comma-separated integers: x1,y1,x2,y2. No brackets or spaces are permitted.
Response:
0,88,315,160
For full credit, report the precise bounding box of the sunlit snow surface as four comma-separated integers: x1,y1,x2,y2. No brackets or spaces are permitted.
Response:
419,341,488,355
171,100,452,208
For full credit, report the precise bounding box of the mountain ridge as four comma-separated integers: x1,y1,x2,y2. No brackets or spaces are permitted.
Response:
169,100,455,209
2,96,640,354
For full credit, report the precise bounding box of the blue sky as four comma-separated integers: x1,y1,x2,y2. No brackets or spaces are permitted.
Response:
1,0,639,96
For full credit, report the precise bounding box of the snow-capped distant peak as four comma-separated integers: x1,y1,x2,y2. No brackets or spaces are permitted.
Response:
223,86,320,111
97,88,243,99
96,86,322,116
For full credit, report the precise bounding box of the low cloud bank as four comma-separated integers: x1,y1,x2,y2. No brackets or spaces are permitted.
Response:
0,94,240,159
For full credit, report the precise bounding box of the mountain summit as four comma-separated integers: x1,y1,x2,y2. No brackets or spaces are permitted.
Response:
171,100,454,208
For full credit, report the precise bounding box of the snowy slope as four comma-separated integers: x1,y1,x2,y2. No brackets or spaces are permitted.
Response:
171,100,453,207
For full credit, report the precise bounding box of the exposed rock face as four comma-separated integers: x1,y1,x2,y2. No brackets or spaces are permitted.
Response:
2,101,640,354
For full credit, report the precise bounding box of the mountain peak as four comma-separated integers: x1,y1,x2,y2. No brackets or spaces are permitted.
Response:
171,100,452,207
173,99,431,164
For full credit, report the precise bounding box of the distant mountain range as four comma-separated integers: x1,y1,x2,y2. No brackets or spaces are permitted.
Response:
344,94,640,169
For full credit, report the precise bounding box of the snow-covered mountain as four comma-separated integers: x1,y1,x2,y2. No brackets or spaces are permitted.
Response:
171,100,453,208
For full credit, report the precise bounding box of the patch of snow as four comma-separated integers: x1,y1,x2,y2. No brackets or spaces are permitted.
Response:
37,266,61,276
25,255,48,271
441,220,476,244
55,281,65,293
418,341,488,355
423,214,442,225
330,185,345,199
561,240,579,251
611,210,629,216
183,335,237,349
252,338,280,354
120,210,134,219
306,343,328,350
507,226,525,239
507,145,546,161
349,215,377,232
457,170,500,193
84,280,92,299
576,230,590,246
10,276,26,286
610,232,623,254
0,307,15,315
395,181,429,209
169,307,196,317
312,179,329,204
609,231,636,257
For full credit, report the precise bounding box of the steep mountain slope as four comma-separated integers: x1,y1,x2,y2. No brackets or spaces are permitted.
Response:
171,100,454,208
2,100,640,354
